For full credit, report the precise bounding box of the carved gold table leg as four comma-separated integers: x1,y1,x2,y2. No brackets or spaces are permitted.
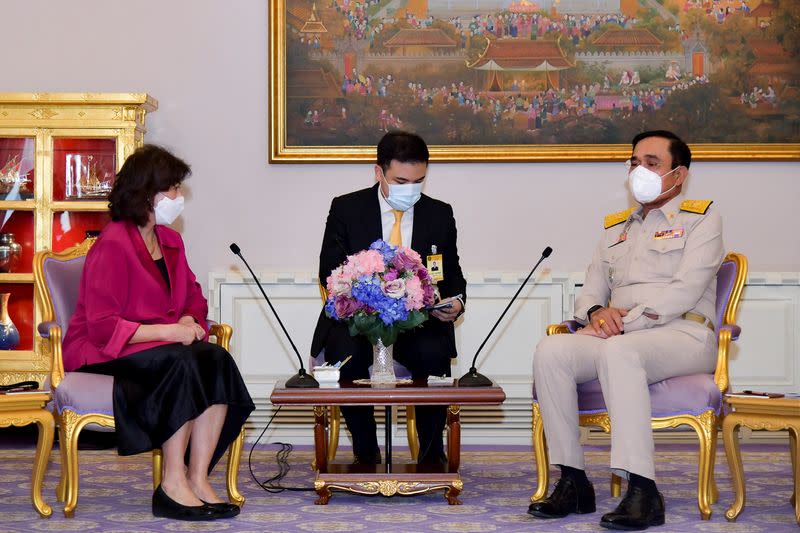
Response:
723,414,745,522
313,406,330,505
0,395,55,519
446,405,462,505
31,409,55,518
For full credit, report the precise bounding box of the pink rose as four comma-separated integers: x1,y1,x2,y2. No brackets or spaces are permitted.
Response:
398,246,422,265
391,251,417,271
382,278,406,299
405,276,424,310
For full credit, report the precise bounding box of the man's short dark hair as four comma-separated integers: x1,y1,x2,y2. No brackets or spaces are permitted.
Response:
631,130,691,169
376,131,429,171
108,144,190,226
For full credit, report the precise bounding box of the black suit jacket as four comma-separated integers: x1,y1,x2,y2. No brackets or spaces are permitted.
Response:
310,183,467,359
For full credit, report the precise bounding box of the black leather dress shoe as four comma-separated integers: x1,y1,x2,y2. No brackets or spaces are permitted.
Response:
152,485,217,521
202,500,241,519
528,476,596,518
353,451,382,465
600,485,665,531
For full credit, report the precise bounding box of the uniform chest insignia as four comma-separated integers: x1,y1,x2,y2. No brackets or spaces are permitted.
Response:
604,207,635,229
680,199,713,215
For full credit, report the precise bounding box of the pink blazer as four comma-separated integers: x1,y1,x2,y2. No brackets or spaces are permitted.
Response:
63,221,209,371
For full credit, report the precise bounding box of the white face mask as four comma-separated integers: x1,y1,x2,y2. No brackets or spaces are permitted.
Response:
154,193,184,225
628,164,679,204
380,174,423,212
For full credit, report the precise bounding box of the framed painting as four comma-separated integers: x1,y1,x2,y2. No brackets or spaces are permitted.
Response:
269,0,800,162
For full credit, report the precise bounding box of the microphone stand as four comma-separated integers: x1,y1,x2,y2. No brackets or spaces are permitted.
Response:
230,243,319,388
458,247,552,387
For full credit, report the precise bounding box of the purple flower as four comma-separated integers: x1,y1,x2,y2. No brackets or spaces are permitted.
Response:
334,296,361,318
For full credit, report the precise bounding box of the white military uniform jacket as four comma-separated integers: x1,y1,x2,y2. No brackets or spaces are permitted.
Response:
574,195,724,336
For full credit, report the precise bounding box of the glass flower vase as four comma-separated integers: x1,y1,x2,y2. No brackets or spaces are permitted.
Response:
0,293,20,350
370,338,396,384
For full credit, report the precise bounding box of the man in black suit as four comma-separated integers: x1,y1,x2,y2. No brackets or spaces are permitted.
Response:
311,131,467,465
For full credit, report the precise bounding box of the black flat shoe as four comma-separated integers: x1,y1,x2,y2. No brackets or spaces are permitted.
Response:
152,485,217,521
202,500,240,519
528,476,596,519
600,485,665,531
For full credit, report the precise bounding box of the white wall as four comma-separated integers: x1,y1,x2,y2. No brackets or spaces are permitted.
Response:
2,0,798,286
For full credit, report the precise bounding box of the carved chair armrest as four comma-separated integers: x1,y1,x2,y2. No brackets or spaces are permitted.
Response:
546,321,581,336
37,321,65,389
719,324,741,341
37,321,59,339
208,322,233,352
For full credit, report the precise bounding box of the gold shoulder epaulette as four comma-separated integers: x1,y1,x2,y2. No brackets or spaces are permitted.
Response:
680,199,713,215
604,208,635,229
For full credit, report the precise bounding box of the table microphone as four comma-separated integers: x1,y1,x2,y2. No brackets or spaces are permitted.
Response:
458,246,553,387
229,243,319,388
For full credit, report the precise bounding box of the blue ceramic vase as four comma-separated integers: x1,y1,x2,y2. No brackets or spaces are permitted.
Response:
0,293,20,350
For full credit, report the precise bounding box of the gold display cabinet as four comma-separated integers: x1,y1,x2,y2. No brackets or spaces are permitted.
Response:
0,93,157,386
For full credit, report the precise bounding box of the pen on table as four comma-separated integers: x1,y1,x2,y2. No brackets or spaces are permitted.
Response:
335,355,352,369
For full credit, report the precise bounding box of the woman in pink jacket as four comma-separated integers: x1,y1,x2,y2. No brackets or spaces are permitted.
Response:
63,145,254,522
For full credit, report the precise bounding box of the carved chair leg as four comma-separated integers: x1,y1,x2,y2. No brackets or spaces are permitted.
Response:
694,412,715,520
531,402,550,502
61,413,83,518
152,449,163,489
226,427,246,506
406,405,419,461
328,406,340,463
708,426,719,504
611,473,622,497
56,417,68,503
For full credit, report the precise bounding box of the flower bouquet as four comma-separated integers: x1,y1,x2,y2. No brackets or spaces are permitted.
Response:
324,239,436,383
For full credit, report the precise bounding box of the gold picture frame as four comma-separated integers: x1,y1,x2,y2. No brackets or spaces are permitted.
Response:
269,1,799,163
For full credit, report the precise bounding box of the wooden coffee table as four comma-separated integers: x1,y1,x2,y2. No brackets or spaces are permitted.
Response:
271,379,505,505
0,391,54,518
722,395,799,524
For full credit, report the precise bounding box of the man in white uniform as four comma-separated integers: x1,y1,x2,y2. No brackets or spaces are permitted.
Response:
528,131,724,531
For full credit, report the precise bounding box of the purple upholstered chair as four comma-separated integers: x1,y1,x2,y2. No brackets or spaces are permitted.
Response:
531,252,747,520
314,285,419,462
33,238,245,518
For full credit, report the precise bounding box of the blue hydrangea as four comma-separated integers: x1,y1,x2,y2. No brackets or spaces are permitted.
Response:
324,298,338,320
369,239,396,263
351,274,409,326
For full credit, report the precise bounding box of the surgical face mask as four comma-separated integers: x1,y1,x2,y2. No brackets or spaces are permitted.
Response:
154,193,184,225
627,164,679,204
380,174,423,212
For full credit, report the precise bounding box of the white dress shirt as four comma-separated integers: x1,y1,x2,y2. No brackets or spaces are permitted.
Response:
378,186,414,247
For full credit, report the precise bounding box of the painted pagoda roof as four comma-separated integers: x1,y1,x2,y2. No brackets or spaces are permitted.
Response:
384,29,457,48
593,28,663,47
467,39,572,69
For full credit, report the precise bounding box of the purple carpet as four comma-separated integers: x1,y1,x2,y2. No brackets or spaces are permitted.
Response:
0,435,797,532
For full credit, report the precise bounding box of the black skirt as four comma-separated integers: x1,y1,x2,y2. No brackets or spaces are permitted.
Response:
77,341,255,471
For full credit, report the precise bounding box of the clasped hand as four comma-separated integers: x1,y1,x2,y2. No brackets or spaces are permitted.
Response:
169,316,205,345
578,307,628,339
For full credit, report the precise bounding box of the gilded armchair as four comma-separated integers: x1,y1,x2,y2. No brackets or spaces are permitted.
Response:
531,252,747,520
33,238,246,517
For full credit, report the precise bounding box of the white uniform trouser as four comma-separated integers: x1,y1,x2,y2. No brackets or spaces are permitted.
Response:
533,321,717,480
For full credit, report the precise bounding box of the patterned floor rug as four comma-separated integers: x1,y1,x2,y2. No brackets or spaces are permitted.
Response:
0,440,797,532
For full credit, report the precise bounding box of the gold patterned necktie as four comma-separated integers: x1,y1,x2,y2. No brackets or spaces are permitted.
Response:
389,209,403,246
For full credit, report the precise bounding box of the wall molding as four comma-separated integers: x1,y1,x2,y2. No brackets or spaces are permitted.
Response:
210,270,800,445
